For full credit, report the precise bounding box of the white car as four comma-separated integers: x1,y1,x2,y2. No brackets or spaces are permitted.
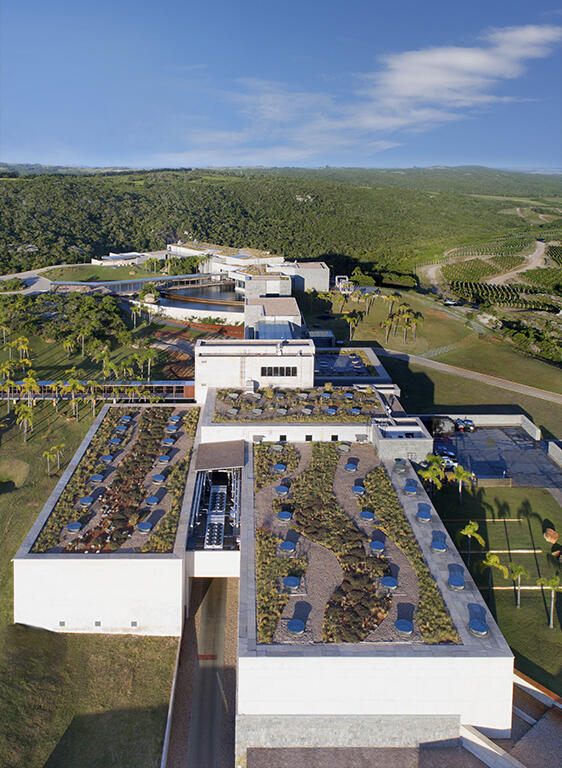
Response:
443,457,458,469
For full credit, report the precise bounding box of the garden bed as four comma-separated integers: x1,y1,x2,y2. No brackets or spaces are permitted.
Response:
33,406,199,554
215,385,383,423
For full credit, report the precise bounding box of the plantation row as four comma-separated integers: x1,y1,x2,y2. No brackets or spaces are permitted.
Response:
545,244,562,266
449,281,557,310
450,235,535,259
522,267,562,294
442,258,499,283
489,254,526,271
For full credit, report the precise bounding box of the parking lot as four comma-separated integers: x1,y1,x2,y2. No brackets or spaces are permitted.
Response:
434,427,562,489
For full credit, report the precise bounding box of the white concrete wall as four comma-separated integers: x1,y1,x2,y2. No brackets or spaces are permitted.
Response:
185,551,240,577
547,441,562,467
14,556,184,636
201,422,370,444
136,300,240,324
238,654,513,735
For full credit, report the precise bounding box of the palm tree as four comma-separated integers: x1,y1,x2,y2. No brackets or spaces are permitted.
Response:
419,454,445,497
334,292,346,315
537,575,561,629
16,336,29,361
380,316,394,343
0,323,10,347
42,446,58,476
453,464,473,505
410,311,423,341
15,401,33,442
457,521,486,570
53,442,65,471
480,552,508,591
63,338,75,359
131,304,142,329
145,348,158,381
21,369,39,407
86,380,100,417
508,563,530,609
62,368,85,419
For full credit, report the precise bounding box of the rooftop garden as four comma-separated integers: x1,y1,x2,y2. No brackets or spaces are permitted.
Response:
254,441,459,644
215,384,383,423
32,406,199,554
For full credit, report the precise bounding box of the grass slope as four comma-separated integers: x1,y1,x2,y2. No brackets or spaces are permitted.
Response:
44,264,162,282
0,402,176,768
381,356,562,439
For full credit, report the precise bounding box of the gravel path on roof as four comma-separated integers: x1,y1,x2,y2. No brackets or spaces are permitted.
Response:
255,443,344,643
332,446,422,643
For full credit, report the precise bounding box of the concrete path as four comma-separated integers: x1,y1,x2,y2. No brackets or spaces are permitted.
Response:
185,577,228,768
376,349,562,404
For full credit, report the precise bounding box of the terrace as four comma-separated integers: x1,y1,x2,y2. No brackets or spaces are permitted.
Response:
252,441,466,646
31,405,199,555
213,386,385,424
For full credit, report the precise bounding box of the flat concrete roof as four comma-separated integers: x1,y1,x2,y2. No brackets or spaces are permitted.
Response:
247,297,300,316
195,440,245,471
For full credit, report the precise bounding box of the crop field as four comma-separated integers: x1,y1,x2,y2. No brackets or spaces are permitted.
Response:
449,236,535,259
448,281,555,310
489,254,526,271
521,267,562,293
545,244,562,266
442,259,499,283
433,485,561,694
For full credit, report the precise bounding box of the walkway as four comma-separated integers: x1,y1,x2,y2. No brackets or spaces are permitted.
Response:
376,349,562,405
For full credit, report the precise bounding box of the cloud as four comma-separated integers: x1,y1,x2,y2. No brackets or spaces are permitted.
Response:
157,24,562,166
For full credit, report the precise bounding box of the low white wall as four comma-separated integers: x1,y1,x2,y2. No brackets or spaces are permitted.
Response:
200,422,370,444
547,441,562,467
185,550,240,577
418,413,541,440
238,654,513,735
135,300,239,324
14,556,184,636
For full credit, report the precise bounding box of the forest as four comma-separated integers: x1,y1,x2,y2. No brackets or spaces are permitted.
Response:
0,166,560,278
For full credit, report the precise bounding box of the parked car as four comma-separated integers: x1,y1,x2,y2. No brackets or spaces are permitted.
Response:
464,419,476,432
435,448,457,460
443,457,459,469
455,419,466,432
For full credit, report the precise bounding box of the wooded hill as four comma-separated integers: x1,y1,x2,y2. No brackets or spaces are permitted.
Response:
0,166,560,277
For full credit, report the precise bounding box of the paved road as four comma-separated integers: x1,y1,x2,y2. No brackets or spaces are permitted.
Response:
185,578,228,768
376,348,562,405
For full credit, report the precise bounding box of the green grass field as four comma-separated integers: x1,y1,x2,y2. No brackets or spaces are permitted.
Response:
433,485,561,694
0,402,176,768
44,264,163,282
0,325,168,382
381,355,562,439
435,338,562,395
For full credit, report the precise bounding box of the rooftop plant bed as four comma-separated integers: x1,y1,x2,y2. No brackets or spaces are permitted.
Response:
254,442,300,490
214,385,382,424
363,468,459,644
33,406,199,554
32,407,133,551
255,528,307,643
269,443,391,643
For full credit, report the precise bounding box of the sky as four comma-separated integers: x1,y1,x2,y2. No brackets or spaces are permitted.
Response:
1,0,561,169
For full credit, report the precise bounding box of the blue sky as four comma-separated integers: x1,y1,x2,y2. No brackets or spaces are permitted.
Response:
1,0,561,168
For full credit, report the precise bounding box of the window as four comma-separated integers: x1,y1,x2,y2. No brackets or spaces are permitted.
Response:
260,366,298,377
331,435,339,442
131,621,138,628
305,435,312,442
94,620,101,627
59,620,66,627
279,435,287,442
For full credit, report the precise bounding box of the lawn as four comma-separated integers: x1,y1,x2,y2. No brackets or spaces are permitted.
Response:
0,402,176,768
44,264,163,282
380,355,562,439
436,337,562,395
305,288,562,395
432,485,561,694
0,325,168,382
